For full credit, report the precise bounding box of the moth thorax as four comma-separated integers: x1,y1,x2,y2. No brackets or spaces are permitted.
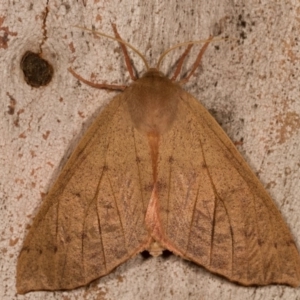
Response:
126,70,181,135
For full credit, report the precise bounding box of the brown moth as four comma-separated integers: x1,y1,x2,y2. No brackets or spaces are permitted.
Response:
16,25,300,294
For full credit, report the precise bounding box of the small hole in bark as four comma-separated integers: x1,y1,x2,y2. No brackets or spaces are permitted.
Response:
20,51,53,87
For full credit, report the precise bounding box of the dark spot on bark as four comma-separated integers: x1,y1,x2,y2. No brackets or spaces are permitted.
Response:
274,242,277,249
258,239,263,246
162,250,172,258
8,106,14,115
169,156,174,163
20,51,53,87
7,92,16,115
63,3,70,11
140,250,151,259
136,156,141,163
240,31,247,40
238,15,247,28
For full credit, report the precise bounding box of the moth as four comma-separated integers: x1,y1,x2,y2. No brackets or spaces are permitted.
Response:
16,25,300,294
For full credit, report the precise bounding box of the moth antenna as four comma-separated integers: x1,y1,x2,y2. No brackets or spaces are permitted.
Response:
68,67,127,91
157,36,229,83
179,36,213,85
170,44,193,81
156,38,210,70
74,25,150,71
111,23,137,80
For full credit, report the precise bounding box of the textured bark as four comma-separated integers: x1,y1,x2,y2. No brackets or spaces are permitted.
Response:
2,0,300,299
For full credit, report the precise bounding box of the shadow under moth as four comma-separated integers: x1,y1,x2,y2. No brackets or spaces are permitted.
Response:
16,25,300,294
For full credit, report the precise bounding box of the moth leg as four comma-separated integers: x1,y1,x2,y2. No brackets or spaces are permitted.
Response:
170,44,193,81
233,139,244,146
68,67,127,91
111,23,137,81
179,36,213,85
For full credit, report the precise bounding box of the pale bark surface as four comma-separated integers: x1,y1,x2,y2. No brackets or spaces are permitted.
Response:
1,0,300,299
